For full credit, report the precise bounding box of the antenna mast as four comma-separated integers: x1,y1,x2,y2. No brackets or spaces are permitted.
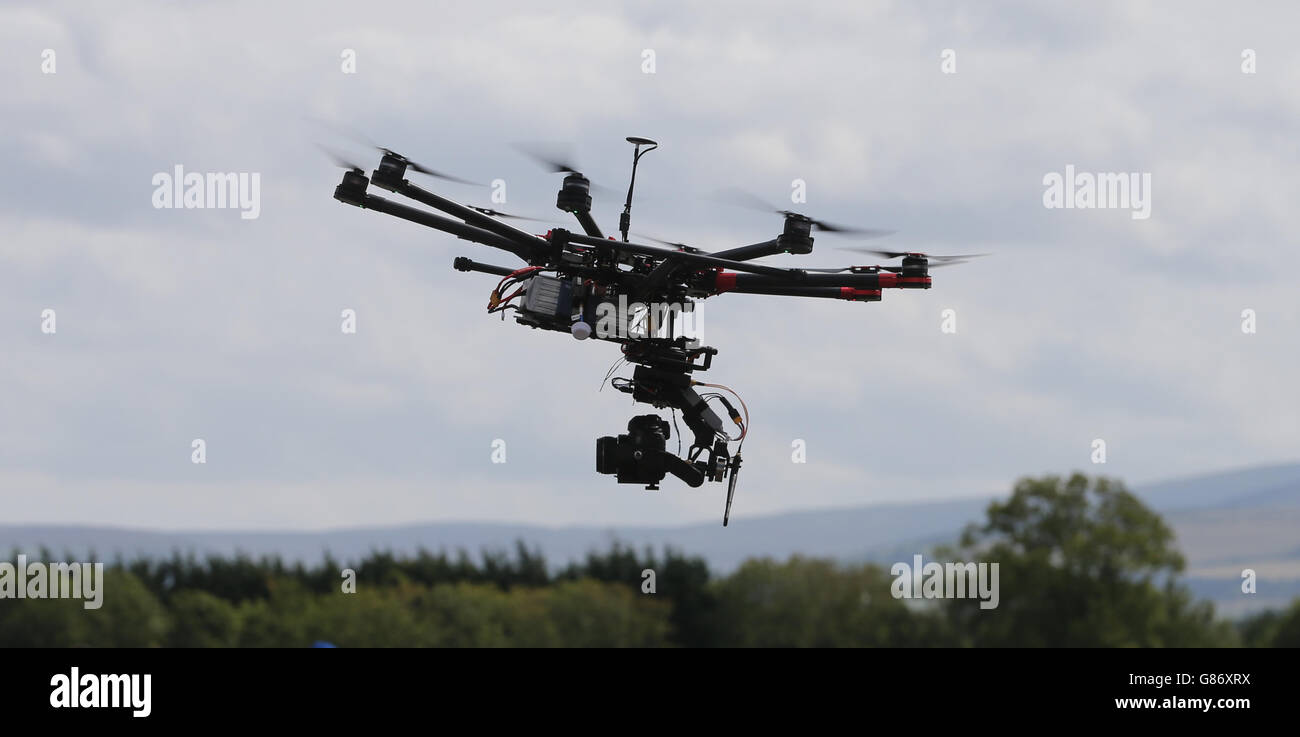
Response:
619,136,658,242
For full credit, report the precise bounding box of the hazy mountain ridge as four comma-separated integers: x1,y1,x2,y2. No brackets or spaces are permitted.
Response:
2,463,1297,616
0,497,992,574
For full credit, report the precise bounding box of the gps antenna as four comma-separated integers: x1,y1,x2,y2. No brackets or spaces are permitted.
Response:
620,137,658,242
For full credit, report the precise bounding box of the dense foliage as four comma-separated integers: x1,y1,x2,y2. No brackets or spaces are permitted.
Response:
0,474,1292,647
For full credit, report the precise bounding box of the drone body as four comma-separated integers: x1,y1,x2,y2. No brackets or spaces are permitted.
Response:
331,137,980,525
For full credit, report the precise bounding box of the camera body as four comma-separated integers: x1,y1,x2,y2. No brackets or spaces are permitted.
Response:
596,414,672,487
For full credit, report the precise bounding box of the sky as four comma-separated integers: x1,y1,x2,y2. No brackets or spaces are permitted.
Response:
1,0,1297,530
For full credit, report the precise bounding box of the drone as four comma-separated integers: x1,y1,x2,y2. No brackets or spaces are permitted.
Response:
329,136,984,526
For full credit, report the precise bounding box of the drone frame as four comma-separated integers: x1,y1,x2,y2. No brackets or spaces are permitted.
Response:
331,143,942,525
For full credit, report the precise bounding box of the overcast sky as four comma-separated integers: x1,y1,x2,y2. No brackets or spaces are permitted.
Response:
1,0,1297,530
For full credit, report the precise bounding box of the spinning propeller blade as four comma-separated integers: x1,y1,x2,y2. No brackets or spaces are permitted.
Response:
316,144,365,173
375,147,483,186
515,142,619,196
308,118,481,184
842,248,991,262
466,205,553,222
714,188,895,238
633,233,705,253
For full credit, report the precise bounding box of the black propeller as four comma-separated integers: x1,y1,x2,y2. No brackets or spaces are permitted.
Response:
374,147,483,186
515,142,618,196
801,250,989,273
466,205,554,223
516,142,585,175
308,118,482,185
715,188,895,238
317,144,365,173
632,233,704,253
801,261,969,274
898,260,969,269
841,248,990,264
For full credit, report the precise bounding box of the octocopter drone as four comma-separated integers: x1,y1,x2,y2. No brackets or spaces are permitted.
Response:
329,137,984,525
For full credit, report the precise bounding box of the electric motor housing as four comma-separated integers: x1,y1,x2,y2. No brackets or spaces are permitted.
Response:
369,152,409,192
556,173,593,214
777,213,815,255
900,255,929,278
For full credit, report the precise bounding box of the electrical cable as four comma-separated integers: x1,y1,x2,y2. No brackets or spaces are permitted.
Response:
489,266,544,310
599,356,629,391
691,380,749,447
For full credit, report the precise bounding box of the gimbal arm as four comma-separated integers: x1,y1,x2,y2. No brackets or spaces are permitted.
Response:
625,365,728,468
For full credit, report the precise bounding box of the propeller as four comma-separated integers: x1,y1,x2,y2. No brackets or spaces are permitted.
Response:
801,261,970,274
714,188,895,238
515,142,618,196
374,147,483,186
465,205,554,223
837,249,987,269
840,248,991,264
308,118,482,185
901,260,969,269
800,250,989,273
632,233,704,253
317,144,365,173
515,142,585,175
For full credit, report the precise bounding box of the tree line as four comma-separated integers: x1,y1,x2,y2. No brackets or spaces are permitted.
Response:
2,473,1297,647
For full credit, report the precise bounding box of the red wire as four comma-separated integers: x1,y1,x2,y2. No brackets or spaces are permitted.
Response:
496,266,543,295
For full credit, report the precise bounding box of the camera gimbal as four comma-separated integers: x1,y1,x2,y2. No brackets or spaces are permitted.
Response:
596,338,746,525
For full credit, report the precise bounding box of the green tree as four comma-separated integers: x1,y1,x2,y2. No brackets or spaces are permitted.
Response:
711,557,951,647
559,543,717,646
940,472,1235,647
0,596,91,647
1236,608,1281,647
236,579,318,647
75,571,169,647
0,568,168,647
415,582,514,647
167,590,241,647
542,579,673,647
303,585,431,647
1262,599,1300,647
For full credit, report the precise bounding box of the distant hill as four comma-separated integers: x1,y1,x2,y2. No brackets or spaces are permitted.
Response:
1137,463,1300,511
0,497,991,576
2,462,1298,616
